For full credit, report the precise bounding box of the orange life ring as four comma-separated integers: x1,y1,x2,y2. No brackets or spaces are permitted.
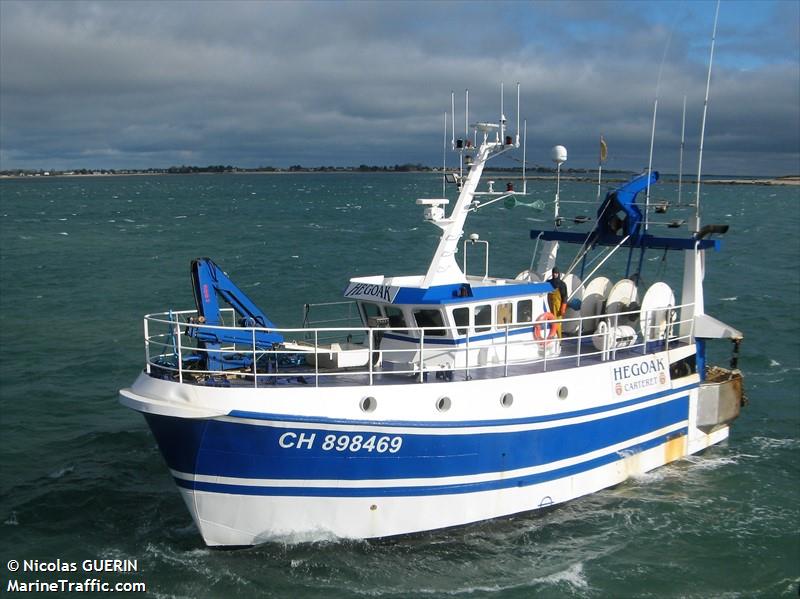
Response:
533,312,558,341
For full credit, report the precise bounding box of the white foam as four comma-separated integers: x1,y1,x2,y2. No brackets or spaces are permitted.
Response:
252,527,351,546
682,453,739,471
751,436,799,450
48,466,74,479
535,562,589,589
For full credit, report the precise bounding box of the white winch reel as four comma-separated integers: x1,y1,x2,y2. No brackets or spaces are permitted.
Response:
592,320,638,352
579,276,612,334
639,282,677,341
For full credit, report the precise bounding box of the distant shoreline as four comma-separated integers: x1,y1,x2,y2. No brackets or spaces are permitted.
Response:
1,171,797,186
697,177,800,186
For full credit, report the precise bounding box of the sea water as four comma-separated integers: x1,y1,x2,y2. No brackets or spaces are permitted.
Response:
1,173,798,597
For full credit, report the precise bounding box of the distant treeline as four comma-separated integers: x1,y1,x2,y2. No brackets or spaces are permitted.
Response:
2,163,640,177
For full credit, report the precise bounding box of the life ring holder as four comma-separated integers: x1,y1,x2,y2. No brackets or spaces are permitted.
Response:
533,312,558,345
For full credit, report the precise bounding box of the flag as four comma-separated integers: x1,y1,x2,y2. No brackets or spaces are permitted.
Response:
599,136,608,164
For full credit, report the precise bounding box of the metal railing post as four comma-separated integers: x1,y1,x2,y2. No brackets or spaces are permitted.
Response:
577,316,583,367
419,329,425,383
612,314,619,361
144,318,151,374
504,324,509,377
314,329,319,387
665,308,671,351
465,330,471,380
543,328,548,372
252,328,258,388
368,327,374,386
176,320,183,384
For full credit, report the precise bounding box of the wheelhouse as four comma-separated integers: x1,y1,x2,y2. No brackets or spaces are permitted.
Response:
347,276,553,341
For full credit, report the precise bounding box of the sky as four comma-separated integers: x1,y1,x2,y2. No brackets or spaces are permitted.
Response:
1,0,798,176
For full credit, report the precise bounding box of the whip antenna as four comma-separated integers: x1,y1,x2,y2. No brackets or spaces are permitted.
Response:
695,0,720,231
645,2,681,230
678,94,686,207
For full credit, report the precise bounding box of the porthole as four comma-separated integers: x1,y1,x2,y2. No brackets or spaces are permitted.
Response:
360,396,377,413
500,392,514,408
557,386,569,400
436,396,452,412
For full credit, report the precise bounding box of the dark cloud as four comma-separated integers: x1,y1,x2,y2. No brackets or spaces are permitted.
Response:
1,0,798,175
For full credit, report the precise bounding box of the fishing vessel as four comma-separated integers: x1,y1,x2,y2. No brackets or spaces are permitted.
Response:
120,75,745,545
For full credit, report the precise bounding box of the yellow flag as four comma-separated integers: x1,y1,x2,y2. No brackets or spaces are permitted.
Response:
600,136,608,163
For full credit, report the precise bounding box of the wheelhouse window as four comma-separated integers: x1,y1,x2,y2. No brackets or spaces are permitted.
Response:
497,302,512,326
516,299,533,323
413,309,447,336
360,302,389,328
474,304,492,333
361,302,383,319
385,306,407,329
453,307,469,336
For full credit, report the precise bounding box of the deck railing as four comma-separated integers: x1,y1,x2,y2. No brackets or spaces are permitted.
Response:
142,303,695,388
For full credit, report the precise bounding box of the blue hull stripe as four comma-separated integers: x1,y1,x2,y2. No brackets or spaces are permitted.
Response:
173,429,687,498
228,383,697,428
144,396,689,481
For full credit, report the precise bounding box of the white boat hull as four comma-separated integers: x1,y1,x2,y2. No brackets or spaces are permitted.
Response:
178,425,729,546
121,345,732,546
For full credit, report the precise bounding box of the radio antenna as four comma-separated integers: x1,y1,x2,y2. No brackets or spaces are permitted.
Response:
678,94,686,207
500,82,504,142
695,0,720,230
450,91,455,151
516,82,521,147
522,119,528,194
442,111,447,198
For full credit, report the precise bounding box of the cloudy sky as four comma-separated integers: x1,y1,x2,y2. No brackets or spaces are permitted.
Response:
1,0,798,176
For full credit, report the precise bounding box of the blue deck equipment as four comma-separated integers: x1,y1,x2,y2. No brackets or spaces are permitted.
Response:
188,258,283,370
597,171,658,240
531,171,721,252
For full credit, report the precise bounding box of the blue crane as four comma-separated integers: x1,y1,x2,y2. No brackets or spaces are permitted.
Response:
187,258,283,371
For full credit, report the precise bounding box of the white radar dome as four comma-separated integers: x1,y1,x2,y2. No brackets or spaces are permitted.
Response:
551,145,568,164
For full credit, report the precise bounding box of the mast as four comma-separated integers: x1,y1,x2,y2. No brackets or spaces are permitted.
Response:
500,82,505,142
465,89,469,145
646,9,678,229
678,94,686,207
597,136,607,202
450,91,455,150
442,111,447,198
421,87,523,288
645,98,658,230
552,145,567,224
516,83,521,147
422,135,494,288
680,0,720,341
694,0,720,232
522,120,527,194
